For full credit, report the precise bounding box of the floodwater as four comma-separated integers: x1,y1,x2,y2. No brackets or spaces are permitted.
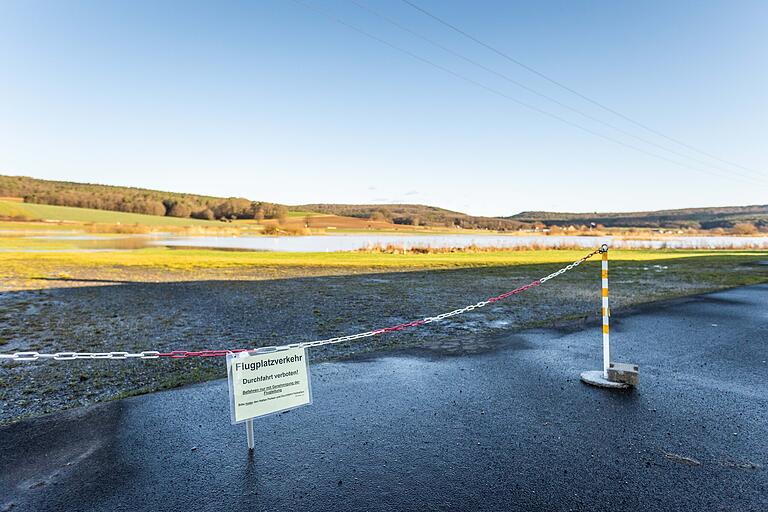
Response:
71,233,768,251
153,234,767,251
6,233,768,253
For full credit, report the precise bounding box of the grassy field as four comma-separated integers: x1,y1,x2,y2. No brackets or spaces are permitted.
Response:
0,240,766,287
0,245,755,269
0,200,433,233
0,200,220,226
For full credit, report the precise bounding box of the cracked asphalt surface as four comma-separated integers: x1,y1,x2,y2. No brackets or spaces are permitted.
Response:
1,284,766,511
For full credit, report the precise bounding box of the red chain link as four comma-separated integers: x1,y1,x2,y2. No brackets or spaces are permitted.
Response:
485,280,541,303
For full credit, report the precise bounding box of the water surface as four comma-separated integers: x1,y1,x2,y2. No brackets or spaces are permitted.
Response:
152,234,767,252
10,233,768,253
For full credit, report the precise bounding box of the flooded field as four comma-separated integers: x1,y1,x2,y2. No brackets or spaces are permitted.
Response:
4,232,767,252
155,233,768,251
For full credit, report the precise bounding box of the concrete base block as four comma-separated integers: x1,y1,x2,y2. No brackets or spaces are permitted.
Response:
580,370,630,389
607,362,640,386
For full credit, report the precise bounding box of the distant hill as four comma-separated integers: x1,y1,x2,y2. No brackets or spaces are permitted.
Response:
295,204,528,230
1,175,764,232
0,175,287,222
509,205,768,229
0,175,522,229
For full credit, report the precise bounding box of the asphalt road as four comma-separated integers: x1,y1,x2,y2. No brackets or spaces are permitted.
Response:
1,284,766,512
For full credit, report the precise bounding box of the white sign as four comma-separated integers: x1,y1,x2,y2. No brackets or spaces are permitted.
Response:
226,347,312,424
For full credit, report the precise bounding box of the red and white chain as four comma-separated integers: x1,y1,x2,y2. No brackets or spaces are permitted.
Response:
0,247,605,362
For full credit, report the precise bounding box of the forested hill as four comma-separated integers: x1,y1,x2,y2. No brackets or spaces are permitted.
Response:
2,175,765,231
0,175,288,221
509,205,768,229
0,176,528,229
294,203,528,230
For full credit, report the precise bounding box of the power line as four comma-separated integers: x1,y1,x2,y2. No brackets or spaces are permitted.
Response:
291,0,764,186
401,0,765,180
349,0,761,183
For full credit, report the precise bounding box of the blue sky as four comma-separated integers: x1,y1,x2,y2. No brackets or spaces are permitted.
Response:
0,0,765,216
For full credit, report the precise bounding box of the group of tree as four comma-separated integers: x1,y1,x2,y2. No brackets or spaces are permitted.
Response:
298,203,530,230
0,175,288,222
509,205,768,231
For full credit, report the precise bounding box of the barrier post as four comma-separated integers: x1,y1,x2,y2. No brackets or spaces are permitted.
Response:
601,247,610,378
580,244,634,389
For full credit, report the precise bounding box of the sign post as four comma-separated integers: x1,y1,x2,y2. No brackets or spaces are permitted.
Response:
245,419,255,450
227,347,312,450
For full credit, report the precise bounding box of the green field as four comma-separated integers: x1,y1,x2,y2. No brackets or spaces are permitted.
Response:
0,200,219,227
286,210,326,218
0,200,350,231
0,200,475,233
0,242,765,277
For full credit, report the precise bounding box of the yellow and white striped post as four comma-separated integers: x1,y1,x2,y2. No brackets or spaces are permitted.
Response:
601,246,610,378
580,243,632,389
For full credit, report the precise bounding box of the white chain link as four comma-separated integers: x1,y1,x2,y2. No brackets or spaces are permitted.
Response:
0,350,161,362
0,247,605,362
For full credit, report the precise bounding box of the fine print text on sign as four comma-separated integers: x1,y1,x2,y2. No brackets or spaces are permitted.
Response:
227,347,312,424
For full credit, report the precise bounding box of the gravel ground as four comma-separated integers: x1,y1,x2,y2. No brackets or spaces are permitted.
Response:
1,257,766,424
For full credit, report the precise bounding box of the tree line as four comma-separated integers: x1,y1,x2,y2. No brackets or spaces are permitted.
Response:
298,203,529,230
0,175,288,221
